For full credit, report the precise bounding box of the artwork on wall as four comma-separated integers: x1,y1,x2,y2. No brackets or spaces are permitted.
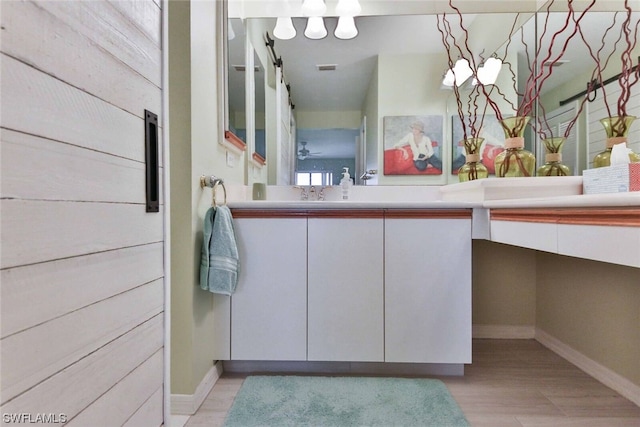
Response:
451,115,506,175
383,115,444,175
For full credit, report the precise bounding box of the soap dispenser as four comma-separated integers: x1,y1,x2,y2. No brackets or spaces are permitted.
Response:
340,167,352,200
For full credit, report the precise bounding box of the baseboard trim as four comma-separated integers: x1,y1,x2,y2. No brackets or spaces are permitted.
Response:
472,324,535,339
171,361,224,415
223,360,465,376
535,328,640,407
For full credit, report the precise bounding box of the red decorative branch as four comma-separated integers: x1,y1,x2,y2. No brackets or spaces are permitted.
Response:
519,0,596,119
437,12,489,141
511,0,601,142
617,0,639,118
539,2,637,140
437,0,524,139
576,12,624,118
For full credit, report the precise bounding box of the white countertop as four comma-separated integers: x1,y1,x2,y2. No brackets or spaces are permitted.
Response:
223,178,640,210
483,191,640,208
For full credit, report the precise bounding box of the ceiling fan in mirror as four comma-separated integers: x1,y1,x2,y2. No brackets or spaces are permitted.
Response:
298,141,322,160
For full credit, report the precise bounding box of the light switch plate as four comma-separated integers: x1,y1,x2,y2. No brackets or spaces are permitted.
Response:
226,151,235,167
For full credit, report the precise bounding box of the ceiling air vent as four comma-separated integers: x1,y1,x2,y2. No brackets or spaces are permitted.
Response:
543,60,570,68
232,65,261,72
317,64,337,71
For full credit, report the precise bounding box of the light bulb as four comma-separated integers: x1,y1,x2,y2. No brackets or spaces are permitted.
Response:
334,16,358,40
335,0,361,16
273,17,296,40
453,58,473,86
301,0,326,17
442,69,455,87
477,57,502,85
304,16,327,39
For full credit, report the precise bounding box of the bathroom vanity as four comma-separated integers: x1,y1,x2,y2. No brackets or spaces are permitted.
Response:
211,178,640,376
216,205,473,373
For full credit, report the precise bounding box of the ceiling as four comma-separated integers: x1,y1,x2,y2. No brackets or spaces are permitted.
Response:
269,14,474,111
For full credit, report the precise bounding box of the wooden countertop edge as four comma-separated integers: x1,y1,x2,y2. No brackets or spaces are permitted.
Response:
230,208,473,219
490,207,640,227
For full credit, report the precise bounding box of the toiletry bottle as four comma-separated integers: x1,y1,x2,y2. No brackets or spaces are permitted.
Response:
340,167,351,200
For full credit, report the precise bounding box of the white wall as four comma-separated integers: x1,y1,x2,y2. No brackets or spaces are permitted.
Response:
363,62,380,184
170,0,253,402
1,0,164,424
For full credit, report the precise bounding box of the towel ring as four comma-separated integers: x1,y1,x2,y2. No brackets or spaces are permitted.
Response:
200,175,222,189
212,180,227,207
199,175,227,207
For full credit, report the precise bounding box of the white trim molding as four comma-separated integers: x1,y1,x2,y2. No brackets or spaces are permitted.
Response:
473,324,536,339
161,0,171,421
171,361,223,415
536,328,640,407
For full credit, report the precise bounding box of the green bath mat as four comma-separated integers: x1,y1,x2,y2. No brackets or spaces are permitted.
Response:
223,375,469,427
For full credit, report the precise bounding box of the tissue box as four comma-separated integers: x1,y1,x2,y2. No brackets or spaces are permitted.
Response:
582,163,640,194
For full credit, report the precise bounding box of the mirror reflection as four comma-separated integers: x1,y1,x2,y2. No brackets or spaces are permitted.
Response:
255,50,266,161
256,13,531,185
231,4,637,185
227,17,246,144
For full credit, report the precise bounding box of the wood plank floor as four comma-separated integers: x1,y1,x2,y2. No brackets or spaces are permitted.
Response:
184,339,640,426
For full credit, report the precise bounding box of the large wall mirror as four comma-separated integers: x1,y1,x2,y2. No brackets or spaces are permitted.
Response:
227,0,638,185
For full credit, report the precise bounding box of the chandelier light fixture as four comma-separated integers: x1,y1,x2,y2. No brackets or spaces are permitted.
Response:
304,16,328,39
475,57,503,85
272,0,361,41
442,58,473,87
334,16,358,40
442,69,456,87
273,17,297,40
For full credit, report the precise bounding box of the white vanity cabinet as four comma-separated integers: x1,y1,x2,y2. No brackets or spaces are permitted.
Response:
226,207,472,366
230,214,308,360
384,211,472,363
307,212,385,362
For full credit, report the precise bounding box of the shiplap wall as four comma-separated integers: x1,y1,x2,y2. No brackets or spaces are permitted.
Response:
587,80,640,168
1,1,165,425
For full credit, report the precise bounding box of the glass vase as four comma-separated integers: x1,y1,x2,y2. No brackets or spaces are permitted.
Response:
494,116,536,177
537,137,571,176
593,115,640,168
458,137,489,182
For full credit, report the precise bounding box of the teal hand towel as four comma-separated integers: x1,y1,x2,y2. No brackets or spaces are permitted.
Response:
200,206,239,294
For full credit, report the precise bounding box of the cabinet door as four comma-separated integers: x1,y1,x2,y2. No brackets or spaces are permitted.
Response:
231,218,307,360
385,217,472,363
307,217,384,362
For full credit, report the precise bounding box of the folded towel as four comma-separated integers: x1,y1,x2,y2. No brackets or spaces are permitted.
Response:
199,205,239,295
